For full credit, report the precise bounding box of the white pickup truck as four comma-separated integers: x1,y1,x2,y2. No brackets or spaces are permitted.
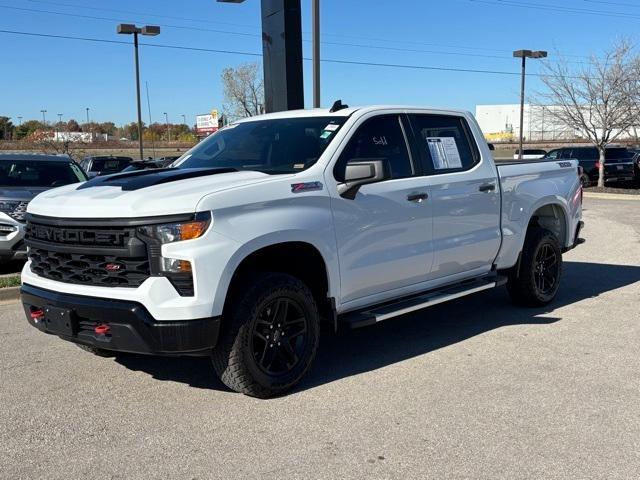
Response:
21,105,584,397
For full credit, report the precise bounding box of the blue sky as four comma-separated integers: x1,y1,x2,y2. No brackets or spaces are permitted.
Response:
0,0,637,126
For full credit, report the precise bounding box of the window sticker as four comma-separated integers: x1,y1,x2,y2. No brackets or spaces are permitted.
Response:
426,137,463,169
320,130,333,139
323,123,340,131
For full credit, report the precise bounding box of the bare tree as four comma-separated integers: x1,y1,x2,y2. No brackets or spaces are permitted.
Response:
537,40,640,187
221,63,265,121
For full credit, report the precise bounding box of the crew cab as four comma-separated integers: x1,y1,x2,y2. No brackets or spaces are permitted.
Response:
21,105,584,397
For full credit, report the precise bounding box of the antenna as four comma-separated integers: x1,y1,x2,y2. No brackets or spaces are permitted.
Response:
330,100,349,113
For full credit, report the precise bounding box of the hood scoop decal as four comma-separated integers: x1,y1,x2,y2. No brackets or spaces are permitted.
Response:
77,167,237,191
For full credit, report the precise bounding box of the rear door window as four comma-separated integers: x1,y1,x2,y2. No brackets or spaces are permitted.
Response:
408,114,479,174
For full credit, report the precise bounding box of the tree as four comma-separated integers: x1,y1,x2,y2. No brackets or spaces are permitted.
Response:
537,40,640,187
14,120,46,140
221,62,265,121
0,116,14,140
66,119,81,132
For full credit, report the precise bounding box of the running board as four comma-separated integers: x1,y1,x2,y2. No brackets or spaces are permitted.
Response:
339,275,507,329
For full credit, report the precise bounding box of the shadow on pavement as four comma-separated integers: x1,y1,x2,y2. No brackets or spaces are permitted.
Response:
114,261,640,394
0,260,25,276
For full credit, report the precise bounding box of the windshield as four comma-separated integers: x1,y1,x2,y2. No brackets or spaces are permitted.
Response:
91,158,132,173
175,117,347,174
0,160,86,187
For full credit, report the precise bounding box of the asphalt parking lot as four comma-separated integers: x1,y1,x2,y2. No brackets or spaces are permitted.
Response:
1,196,639,480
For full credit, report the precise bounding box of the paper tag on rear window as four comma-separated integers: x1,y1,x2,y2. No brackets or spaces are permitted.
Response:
426,137,463,169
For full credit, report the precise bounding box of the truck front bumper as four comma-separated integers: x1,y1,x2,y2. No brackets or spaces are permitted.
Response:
21,283,220,356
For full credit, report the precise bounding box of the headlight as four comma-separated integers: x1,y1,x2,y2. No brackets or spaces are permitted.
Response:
137,212,211,244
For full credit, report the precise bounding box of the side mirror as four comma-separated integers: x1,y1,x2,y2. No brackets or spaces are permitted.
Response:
337,160,387,200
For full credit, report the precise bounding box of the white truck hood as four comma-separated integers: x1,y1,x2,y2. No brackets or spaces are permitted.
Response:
27,169,272,218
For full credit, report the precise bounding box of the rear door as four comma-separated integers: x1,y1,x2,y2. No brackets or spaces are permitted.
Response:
407,113,501,280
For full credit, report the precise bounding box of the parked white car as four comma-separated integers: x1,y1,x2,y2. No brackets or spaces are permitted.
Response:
21,105,584,397
513,149,548,160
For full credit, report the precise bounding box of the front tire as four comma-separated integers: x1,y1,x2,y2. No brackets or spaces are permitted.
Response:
212,273,320,398
507,227,563,307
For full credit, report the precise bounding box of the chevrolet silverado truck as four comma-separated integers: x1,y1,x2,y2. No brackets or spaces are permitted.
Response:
21,105,584,398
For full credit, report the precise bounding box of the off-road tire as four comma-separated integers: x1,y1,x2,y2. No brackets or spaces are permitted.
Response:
507,227,563,307
212,273,320,398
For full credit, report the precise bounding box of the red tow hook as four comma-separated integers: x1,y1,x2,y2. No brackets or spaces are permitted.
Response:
94,324,111,336
30,308,45,323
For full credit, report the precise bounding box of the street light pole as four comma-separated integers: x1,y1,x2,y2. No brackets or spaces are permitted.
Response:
312,0,320,108
40,110,47,124
18,116,23,126
86,107,90,124
181,114,186,126
513,49,547,160
164,112,170,142
118,23,161,160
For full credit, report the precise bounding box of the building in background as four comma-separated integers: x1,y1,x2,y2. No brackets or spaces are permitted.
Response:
476,104,579,142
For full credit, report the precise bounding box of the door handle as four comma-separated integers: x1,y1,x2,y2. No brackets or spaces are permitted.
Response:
479,183,496,192
407,192,428,203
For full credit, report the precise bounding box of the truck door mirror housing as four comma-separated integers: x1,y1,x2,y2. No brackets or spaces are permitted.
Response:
338,159,387,199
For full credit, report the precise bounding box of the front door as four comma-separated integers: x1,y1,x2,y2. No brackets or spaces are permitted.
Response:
328,113,434,307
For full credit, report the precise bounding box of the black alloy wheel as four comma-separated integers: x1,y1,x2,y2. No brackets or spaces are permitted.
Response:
251,297,309,376
533,243,560,296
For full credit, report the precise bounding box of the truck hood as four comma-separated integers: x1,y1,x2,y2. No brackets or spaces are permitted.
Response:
27,168,273,218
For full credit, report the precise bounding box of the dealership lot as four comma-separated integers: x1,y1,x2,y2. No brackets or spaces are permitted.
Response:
1,196,639,480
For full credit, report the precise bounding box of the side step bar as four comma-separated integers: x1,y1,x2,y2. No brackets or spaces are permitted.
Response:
339,275,507,329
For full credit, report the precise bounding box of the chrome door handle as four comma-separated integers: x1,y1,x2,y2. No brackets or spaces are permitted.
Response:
479,183,496,192
407,192,428,203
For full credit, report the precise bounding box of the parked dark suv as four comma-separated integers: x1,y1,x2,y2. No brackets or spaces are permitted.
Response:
543,146,636,187
0,154,87,264
79,156,133,178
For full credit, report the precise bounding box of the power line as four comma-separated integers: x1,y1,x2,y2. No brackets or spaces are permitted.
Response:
3,1,593,61
467,0,640,19
0,28,585,79
583,0,640,7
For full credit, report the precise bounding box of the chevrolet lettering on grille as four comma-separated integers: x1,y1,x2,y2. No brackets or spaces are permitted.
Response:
27,224,128,247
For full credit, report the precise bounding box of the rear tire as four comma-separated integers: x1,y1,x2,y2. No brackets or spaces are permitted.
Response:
212,273,320,398
76,344,115,357
507,227,562,307
580,174,591,188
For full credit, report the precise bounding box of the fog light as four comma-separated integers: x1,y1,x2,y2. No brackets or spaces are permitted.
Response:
161,258,192,273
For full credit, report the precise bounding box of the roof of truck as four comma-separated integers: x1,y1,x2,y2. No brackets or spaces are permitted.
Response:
234,105,472,123
0,153,73,162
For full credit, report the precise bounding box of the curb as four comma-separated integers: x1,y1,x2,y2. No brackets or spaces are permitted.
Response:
0,286,21,303
584,192,640,201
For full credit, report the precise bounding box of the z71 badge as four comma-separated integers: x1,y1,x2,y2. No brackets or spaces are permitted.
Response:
291,182,324,193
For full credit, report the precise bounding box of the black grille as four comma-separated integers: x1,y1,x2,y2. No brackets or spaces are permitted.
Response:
0,201,28,223
29,248,150,287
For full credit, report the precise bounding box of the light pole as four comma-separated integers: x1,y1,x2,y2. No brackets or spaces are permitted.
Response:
85,107,90,124
117,23,161,160
40,110,47,124
513,49,547,160
164,112,170,141
18,116,23,125
181,114,186,126
312,0,320,108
